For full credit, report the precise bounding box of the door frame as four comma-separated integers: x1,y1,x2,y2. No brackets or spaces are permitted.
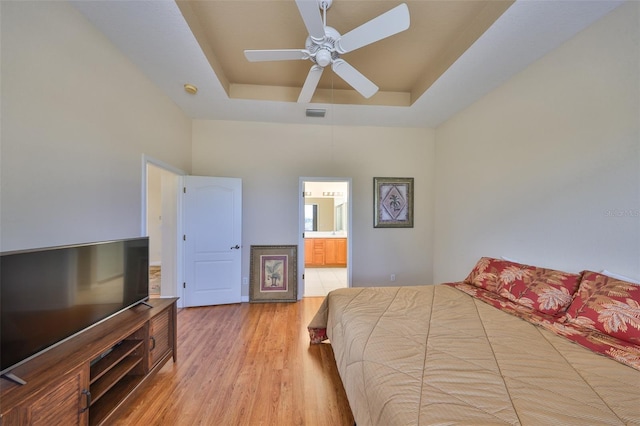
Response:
298,177,352,298
141,155,186,307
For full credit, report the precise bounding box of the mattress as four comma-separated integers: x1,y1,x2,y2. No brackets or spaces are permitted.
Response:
308,284,640,425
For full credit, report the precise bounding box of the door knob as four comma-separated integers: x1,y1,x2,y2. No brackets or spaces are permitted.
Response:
231,245,240,249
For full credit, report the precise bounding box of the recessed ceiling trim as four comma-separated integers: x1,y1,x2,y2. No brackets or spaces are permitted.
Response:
230,84,410,106
229,84,301,102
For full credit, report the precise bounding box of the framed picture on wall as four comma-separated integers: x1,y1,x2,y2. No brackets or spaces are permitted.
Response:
374,177,414,228
249,245,298,302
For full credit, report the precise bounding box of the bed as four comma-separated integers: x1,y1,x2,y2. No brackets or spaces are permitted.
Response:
308,257,640,425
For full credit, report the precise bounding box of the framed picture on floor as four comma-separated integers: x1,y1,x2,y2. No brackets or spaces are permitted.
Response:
374,177,414,228
250,245,298,302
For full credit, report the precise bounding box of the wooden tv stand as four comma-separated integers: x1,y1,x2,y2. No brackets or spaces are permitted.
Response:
0,297,178,426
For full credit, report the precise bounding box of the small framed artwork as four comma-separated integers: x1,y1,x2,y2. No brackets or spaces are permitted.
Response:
374,177,414,228
249,245,298,302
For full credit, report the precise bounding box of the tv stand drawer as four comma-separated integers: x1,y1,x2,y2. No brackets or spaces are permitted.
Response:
149,309,171,368
1,364,89,426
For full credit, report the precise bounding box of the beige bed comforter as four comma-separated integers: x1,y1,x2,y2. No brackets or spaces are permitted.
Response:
308,285,640,425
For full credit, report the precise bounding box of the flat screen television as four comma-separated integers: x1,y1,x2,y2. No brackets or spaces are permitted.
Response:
0,237,149,381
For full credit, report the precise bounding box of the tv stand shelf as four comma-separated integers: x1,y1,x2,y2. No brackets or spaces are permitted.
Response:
0,297,177,426
90,344,143,402
90,340,143,385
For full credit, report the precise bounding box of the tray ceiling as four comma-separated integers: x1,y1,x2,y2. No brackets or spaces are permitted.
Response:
72,0,624,127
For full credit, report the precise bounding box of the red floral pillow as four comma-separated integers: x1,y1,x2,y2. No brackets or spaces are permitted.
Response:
565,271,640,344
497,267,581,316
464,257,533,294
465,257,502,292
465,257,580,315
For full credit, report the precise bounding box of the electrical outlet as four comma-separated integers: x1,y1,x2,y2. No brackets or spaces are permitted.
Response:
390,274,396,282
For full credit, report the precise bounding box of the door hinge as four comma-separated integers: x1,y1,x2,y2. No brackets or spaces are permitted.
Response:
183,187,186,194
183,235,186,241
183,282,186,288
302,273,305,280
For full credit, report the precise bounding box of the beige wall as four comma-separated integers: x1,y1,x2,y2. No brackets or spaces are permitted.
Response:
433,2,640,282
2,1,638,291
192,120,435,295
0,1,192,251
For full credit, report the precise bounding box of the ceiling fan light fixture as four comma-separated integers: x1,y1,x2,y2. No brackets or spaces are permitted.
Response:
306,108,326,118
315,49,332,67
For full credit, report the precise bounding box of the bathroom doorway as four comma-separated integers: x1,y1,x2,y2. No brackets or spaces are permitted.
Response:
299,178,352,297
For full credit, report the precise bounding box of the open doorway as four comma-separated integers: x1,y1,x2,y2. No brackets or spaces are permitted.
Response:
299,178,352,297
143,157,183,299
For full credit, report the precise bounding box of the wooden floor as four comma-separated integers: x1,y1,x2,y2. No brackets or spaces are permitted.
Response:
114,297,354,426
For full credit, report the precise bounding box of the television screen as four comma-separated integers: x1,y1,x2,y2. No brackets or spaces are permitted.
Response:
0,237,149,376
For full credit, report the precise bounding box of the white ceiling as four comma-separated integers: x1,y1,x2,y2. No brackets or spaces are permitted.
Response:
71,0,623,128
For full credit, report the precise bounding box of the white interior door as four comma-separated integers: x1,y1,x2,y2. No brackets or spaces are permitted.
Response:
183,176,242,307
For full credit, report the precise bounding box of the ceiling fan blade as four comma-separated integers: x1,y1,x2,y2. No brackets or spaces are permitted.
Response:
298,65,324,103
295,0,326,41
335,3,410,54
332,59,378,99
244,49,309,62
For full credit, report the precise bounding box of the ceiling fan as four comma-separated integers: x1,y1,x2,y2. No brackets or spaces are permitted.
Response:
244,0,410,103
